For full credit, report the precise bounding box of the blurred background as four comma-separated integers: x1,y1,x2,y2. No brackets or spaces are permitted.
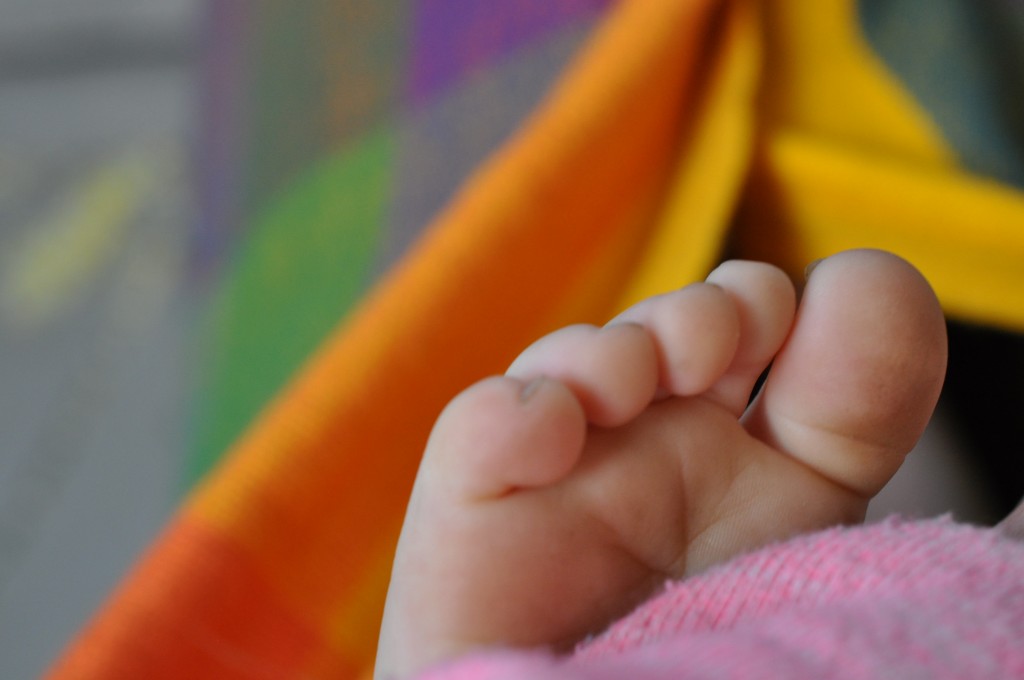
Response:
0,1,199,676
1,1,1021,678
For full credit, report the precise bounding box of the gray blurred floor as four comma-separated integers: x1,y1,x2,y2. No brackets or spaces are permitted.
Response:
0,1,198,677
0,3,996,679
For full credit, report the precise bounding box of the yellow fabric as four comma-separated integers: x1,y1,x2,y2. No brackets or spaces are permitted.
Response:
758,0,954,161
737,0,1024,330
742,130,1024,329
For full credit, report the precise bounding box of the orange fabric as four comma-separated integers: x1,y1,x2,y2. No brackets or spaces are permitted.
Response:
616,0,760,307
50,518,355,680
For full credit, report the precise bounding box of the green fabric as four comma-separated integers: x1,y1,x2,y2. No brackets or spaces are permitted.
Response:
189,127,394,486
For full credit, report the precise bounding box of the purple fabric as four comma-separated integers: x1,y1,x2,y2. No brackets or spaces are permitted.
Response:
415,517,1024,679
407,0,612,106
195,0,250,273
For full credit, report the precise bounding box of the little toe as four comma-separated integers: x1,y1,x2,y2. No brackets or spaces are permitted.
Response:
426,375,587,499
745,249,948,497
609,282,741,397
506,323,659,427
703,260,797,415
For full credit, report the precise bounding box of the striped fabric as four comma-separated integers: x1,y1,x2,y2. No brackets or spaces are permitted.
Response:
48,1,1024,679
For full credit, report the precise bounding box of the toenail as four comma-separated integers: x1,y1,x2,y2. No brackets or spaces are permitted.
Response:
804,258,824,279
519,377,547,402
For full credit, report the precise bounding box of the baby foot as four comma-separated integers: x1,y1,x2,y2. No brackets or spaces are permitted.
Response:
375,250,947,678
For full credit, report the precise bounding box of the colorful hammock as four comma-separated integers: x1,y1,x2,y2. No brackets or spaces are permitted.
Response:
48,1,1024,678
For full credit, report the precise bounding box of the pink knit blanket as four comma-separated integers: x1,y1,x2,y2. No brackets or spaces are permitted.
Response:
416,517,1024,679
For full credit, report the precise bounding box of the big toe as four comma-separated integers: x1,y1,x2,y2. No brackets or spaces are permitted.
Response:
744,249,947,497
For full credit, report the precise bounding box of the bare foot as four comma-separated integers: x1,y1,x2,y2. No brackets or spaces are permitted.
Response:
375,250,947,678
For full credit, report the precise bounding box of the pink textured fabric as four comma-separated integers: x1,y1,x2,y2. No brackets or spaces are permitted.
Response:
415,517,1024,679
